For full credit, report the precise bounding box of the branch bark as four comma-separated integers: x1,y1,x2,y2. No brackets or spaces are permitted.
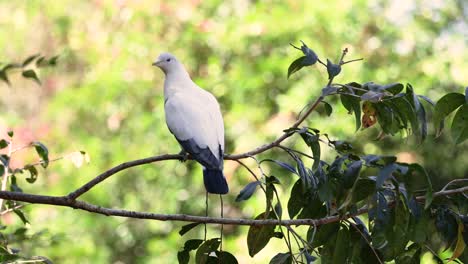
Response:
0,186,465,226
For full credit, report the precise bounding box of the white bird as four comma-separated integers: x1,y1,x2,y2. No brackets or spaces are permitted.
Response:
153,52,229,194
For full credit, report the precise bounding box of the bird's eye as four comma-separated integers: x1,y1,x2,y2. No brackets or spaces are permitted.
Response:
166,58,171,62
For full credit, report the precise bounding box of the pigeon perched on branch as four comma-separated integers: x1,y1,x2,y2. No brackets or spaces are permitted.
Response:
153,52,229,194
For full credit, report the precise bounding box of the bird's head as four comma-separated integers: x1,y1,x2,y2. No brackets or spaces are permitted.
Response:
152,52,181,74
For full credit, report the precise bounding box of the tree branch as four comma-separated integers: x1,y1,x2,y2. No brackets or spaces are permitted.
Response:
0,186,465,226
66,94,324,200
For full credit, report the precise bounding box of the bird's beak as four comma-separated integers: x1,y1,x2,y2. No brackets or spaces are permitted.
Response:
152,60,161,66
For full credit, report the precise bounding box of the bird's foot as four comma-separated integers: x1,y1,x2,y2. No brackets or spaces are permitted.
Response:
178,149,189,162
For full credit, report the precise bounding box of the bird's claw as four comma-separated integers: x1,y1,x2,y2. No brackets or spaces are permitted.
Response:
178,149,189,162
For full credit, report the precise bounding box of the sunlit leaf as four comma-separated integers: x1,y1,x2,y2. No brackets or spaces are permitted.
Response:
434,92,465,134
32,142,49,168
451,104,468,144
447,221,466,262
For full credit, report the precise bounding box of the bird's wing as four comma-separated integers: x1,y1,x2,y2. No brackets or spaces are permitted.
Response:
165,92,223,163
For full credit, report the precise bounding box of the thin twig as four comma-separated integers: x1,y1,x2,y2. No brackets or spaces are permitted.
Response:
441,178,468,191
0,204,25,215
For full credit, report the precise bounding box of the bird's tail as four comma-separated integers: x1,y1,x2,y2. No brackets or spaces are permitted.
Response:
203,169,229,194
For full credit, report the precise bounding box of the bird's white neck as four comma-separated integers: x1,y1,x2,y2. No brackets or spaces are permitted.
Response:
163,66,194,100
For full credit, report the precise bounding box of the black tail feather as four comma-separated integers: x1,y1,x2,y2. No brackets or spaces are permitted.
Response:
203,169,229,194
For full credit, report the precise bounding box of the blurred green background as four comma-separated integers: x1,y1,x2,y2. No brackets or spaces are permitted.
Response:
0,0,467,263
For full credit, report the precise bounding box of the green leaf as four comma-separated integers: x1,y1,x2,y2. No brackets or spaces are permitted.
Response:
247,212,276,257
381,83,404,95
0,139,8,149
322,85,338,96
184,239,204,251
332,226,350,264
408,164,432,209
7,131,13,137
0,154,9,166
270,253,292,264
376,163,397,188
195,238,220,264
311,222,340,247
326,59,341,80
32,142,49,168
24,165,38,183
287,179,302,219
35,56,46,67
447,220,466,262
388,95,419,136
361,91,385,102
22,54,40,67
343,160,362,189
22,70,41,85
352,178,375,203
298,130,321,169
465,86,468,103
10,175,22,192
179,222,200,236
2,63,21,71
340,94,361,131
418,95,435,106
177,250,189,264
235,181,261,202
48,55,59,66
13,209,29,225
0,70,9,85
217,251,238,264
261,159,297,175
451,104,468,144
434,92,465,134
287,56,306,78
322,101,333,116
